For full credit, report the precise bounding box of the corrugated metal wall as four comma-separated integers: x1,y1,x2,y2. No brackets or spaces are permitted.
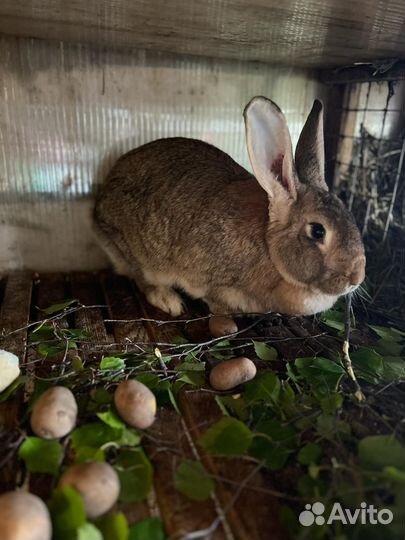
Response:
0,36,326,271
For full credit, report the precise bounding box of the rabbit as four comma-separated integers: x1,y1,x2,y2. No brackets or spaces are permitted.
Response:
93,96,365,317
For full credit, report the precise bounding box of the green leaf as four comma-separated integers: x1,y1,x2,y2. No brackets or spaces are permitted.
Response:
320,392,344,414
96,512,129,540
38,340,77,357
175,460,215,501
100,357,126,370
135,373,161,389
177,371,205,386
210,339,232,360
77,523,103,540
298,443,322,465
358,435,405,471
117,428,141,447
31,323,55,340
316,414,350,440
48,486,86,540
320,309,345,333
74,446,105,464
253,341,278,361
171,335,189,345
97,408,127,429
19,437,63,475
71,422,123,449
71,421,140,456
294,357,345,398
41,299,78,315
369,325,404,356
91,388,113,406
251,441,292,470
198,417,252,457
72,356,85,371
250,418,296,470
116,449,153,503
381,357,405,381
382,466,405,483
350,349,384,383
175,362,205,372
244,371,281,403
0,375,27,403
129,518,165,540
215,396,249,421
61,328,90,341
280,380,296,406
167,387,181,414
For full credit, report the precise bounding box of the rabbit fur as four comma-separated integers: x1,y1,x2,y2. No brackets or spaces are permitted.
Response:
94,97,365,317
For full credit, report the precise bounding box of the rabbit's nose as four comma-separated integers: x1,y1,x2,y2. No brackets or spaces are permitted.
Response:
349,255,366,286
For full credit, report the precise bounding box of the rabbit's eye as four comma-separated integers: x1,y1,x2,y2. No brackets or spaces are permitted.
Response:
309,223,326,241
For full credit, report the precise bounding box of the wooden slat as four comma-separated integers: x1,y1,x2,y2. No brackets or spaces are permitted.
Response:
0,272,33,491
145,409,228,540
179,391,288,540
102,273,153,523
136,288,287,539
70,272,111,361
1,1,405,68
28,274,71,499
71,272,110,342
108,280,230,537
286,317,341,358
133,286,189,346
101,273,149,345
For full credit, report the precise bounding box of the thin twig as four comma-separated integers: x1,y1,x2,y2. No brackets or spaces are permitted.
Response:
343,293,365,402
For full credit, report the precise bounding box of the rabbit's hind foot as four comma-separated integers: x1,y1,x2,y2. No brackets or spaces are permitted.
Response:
144,285,184,317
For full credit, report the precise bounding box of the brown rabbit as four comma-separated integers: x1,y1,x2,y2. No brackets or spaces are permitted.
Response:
94,97,365,316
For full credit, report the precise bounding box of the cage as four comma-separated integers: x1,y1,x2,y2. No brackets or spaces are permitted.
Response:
0,3,405,540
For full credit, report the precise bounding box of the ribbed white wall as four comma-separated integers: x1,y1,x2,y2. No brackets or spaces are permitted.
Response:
0,36,325,270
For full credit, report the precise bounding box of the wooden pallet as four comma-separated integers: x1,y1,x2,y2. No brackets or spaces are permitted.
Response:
0,271,347,540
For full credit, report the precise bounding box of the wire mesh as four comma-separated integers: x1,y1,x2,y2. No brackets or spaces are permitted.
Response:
333,79,405,318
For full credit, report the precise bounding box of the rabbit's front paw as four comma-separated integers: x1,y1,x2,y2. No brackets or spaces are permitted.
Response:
145,286,184,317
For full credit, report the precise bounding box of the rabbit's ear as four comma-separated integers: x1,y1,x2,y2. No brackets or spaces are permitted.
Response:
244,97,297,201
294,99,328,191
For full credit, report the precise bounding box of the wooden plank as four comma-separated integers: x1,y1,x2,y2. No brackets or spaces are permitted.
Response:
102,273,153,523
28,274,71,499
179,391,288,540
137,292,288,539
1,1,405,67
114,282,230,537
101,273,149,346
133,286,193,346
70,272,111,362
286,317,342,359
0,272,33,491
144,409,228,540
